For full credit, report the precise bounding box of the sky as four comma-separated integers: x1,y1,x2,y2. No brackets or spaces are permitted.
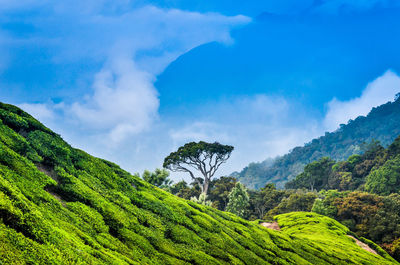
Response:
1,0,400,182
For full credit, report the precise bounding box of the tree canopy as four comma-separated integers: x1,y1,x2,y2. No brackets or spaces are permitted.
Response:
141,168,172,189
163,141,234,194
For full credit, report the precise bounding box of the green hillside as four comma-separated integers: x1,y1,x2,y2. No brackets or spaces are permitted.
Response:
234,97,400,189
285,134,400,193
0,102,397,264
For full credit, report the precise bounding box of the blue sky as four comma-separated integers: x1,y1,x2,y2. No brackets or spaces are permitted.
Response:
1,0,400,181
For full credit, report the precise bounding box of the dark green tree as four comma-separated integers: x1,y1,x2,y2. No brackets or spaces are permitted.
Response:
388,136,400,157
268,192,317,216
248,183,286,220
248,190,267,220
208,176,237,210
365,156,400,195
163,141,234,195
169,180,201,200
286,157,335,191
142,168,172,189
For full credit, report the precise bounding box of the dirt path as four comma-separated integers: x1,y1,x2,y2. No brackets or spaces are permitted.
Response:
347,235,378,255
36,163,60,183
37,163,66,206
260,222,281,231
45,187,67,207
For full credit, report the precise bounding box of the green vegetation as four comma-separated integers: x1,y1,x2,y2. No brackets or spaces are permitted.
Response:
275,212,396,264
208,176,237,210
286,135,400,194
270,135,400,260
190,192,212,206
365,156,400,195
0,102,396,264
234,97,400,189
226,182,249,218
163,141,234,194
136,123,400,262
312,191,400,259
141,168,172,189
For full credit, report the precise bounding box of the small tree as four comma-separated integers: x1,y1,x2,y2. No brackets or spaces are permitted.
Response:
142,168,172,189
163,141,234,195
169,180,201,200
208,176,237,210
190,193,212,206
286,157,334,191
250,190,267,220
226,182,249,218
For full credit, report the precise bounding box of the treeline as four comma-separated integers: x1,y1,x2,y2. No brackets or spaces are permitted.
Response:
286,136,400,194
141,169,316,220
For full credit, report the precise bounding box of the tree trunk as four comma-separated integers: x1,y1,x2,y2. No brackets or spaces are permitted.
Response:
203,178,210,195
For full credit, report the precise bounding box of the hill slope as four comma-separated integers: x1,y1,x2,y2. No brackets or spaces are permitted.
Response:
235,98,400,189
0,102,397,264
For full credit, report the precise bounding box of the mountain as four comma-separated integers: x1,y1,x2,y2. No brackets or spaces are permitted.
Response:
0,102,397,264
235,97,400,189
285,134,400,193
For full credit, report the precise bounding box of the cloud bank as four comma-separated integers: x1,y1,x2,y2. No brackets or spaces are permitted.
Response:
324,70,400,131
15,4,250,144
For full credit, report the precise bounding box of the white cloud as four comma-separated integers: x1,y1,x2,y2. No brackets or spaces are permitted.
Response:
69,56,159,142
14,4,250,145
18,103,55,120
45,6,250,71
324,70,400,131
170,122,232,145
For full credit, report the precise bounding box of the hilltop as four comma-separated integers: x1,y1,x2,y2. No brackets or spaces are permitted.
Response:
0,102,397,264
234,97,400,189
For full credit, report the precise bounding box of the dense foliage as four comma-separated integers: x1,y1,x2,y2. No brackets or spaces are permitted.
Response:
276,136,400,260
234,97,400,189
286,136,400,194
1,102,395,264
163,141,233,194
141,168,172,189
312,191,400,260
169,176,237,211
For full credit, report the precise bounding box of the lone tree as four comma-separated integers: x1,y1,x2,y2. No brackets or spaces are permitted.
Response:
163,141,234,195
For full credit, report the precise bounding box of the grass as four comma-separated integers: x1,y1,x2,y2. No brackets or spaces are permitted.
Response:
0,102,397,264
